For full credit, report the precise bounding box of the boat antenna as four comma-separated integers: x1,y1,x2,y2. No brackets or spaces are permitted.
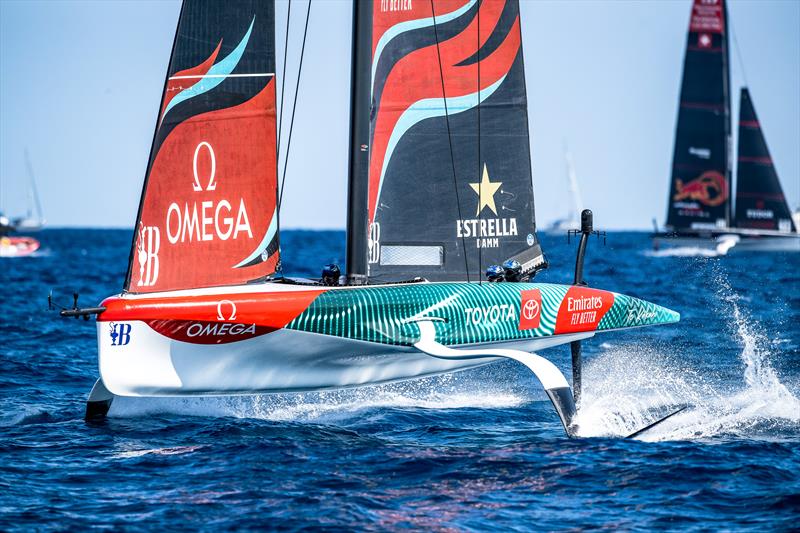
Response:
277,0,312,210
567,209,606,408
431,0,470,283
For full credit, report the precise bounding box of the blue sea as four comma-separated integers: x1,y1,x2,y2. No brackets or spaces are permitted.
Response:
1,229,798,530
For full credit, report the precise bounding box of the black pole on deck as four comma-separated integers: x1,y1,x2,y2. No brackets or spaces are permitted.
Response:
570,209,594,408
344,0,372,286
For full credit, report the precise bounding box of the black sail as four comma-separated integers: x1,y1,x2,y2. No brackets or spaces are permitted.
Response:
666,0,732,231
734,88,796,233
363,0,544,282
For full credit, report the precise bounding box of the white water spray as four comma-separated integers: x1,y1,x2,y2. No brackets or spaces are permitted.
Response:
575,267,799,441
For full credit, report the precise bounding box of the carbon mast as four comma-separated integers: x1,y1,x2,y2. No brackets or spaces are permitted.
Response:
345,0,372,285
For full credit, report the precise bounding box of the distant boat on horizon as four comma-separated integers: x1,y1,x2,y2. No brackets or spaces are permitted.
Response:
653,0,799,253
12,149,46,232
546,144,584,233
0,149,43,257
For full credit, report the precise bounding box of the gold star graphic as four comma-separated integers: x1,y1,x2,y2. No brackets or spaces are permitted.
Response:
469,164,502,216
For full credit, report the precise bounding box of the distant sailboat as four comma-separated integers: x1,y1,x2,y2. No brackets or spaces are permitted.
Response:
653,0,799,253
58,0,681,437
0,149,42,257
546,146,583,232
12,149,46,231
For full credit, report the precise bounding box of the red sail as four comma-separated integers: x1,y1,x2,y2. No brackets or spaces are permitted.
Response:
126,0,279,294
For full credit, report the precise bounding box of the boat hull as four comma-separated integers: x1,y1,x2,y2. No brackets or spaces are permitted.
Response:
0,236,40,257
98,322,593,396
653,230,800,253
96,282,679,397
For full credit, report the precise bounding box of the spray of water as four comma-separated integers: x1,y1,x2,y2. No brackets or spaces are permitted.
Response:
644,246,725,258
575,266,799,441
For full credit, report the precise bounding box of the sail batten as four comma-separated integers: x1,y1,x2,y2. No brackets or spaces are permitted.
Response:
125,0,279,294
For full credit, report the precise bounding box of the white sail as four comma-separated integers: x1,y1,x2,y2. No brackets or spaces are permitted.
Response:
12,149,45,231
547,144,584,232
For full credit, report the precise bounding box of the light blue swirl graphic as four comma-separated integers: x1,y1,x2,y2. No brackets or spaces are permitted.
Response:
235,206,278,268
162,16,256,121
375,75,506,213
371,0,478,92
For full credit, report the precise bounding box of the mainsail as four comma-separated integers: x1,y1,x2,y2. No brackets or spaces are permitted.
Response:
363,0,544,282
666,0,731,231
734,88,796,233
125,0,279,293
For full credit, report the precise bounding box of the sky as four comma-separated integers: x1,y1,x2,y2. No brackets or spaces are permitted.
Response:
0,0,798,230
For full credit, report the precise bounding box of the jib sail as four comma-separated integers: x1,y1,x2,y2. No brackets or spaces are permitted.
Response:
125,0,278,293
666,0,731,231
364,0,544,282
734,88,796,233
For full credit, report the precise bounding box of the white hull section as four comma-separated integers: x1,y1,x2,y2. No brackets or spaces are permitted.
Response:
654,233,800,254
98,321,592,397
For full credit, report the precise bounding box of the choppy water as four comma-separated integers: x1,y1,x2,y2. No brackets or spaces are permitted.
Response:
1,229,798,530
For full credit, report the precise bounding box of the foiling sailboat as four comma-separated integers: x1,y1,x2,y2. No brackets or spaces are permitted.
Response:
654,0,799,253
61,0,681,437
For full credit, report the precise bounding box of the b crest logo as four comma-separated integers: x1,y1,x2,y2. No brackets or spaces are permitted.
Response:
109,322,132,346
137,222,160,287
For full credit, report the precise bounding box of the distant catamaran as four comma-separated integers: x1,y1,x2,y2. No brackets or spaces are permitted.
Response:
654,0,799,253
60,0,681,437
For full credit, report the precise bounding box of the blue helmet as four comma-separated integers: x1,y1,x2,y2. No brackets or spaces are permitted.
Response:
502,259,523,282
485,264,505,282
321,263,341,286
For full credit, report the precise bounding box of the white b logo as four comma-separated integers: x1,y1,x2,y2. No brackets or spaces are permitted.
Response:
137,223,160,287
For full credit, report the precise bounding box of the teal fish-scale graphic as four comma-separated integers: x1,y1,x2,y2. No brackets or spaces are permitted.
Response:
598,293,680,330
285,283,678,347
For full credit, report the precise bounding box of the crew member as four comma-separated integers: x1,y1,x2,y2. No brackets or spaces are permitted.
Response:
502,259,523,282
321,264,341,286
486,265,505,282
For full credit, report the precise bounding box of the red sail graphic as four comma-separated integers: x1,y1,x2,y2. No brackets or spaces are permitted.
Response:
133,83,278,292
126,1,279,294
365,0,543,283
369,0,515,223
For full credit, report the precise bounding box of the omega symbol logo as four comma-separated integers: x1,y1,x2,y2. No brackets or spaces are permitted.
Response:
216,300,237,321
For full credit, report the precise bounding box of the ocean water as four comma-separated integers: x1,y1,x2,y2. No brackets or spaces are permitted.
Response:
1,229,798,530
